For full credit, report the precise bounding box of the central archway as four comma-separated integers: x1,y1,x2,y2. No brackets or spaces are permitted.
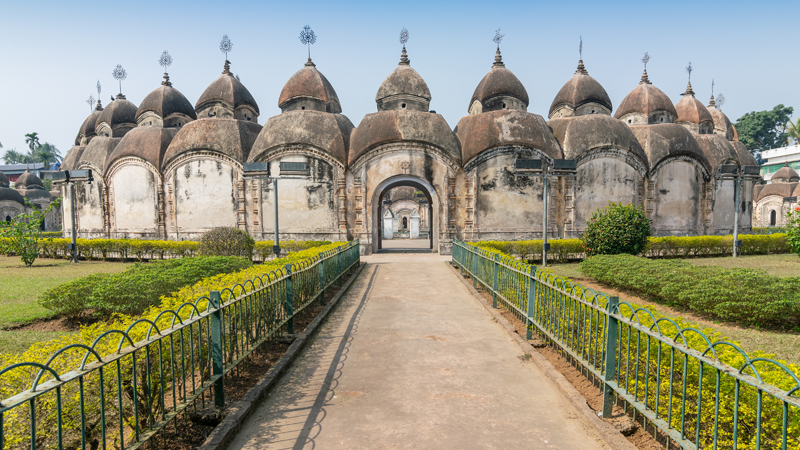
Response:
371,175,439,253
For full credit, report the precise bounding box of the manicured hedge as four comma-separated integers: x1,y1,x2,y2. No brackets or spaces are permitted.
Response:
39,256,253,319
1,237,332,262
474,233,789,262
580,254,800,329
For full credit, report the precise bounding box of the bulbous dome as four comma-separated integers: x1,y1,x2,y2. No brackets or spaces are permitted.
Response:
96,95,138,137
278,60,342,113
772,164,800,183
163,118,262,169
0,171,9,188
614,70,677,125
79,136,122,173
375,48,431,112
250,111,354,167
0,185,25,205
706,95,734,140
469,49,529,114
549,60,612,119
15,170,44,189
675,82,713,134
693,134,739,168
195,62,260,121
757,182,797,202
628,123,712,175
547,114,646,166
136,77,197,126
105,126,179,173
77,101,103,145
455,110,561,166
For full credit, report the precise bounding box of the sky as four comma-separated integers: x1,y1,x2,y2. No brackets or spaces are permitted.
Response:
0,0,797,157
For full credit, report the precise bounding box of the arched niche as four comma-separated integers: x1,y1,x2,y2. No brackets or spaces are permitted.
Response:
371,175,439,254
649,156,709,235
106,157,162,239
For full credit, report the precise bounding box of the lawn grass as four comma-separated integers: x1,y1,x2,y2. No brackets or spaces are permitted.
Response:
547,255,800,366
0,256,132,328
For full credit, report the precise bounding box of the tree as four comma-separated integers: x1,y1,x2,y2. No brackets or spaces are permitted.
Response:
24,132,40,153
32,142,61,169
787,118,800,145
734,105,794,164
581,202,651,256
2,149,33,164
2,133,61,168
0,197,62,267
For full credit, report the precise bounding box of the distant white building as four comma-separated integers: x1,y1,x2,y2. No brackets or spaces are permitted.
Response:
760,144,800,182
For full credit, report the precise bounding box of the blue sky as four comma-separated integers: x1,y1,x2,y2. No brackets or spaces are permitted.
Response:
0,0,796,156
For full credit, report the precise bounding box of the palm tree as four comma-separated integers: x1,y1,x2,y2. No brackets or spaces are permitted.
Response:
33,143,61,169
24,132,39,154
788,118,800,145
2,149,33,164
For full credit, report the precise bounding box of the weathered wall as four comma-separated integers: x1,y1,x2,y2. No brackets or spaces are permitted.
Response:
711,179,735,234
170,159,238,238
259,155,340,240
111,164,159,237
74,170,107,238
0,201,25,223
651,161,704,235
572,157,640,234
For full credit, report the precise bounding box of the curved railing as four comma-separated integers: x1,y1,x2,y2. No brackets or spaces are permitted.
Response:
0,240,360,450
452,239,800,450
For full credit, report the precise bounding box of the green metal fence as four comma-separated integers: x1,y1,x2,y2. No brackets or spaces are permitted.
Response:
0,240,360,450
452,240,800,450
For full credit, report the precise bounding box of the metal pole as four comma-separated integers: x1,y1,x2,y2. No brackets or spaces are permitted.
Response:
69,182,78,263
733,175,741,258
209,291,225,407
542,171,548,267
603,296,619,418
273,177,280,256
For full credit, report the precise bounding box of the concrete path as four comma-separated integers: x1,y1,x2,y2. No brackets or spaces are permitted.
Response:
228,253,609,450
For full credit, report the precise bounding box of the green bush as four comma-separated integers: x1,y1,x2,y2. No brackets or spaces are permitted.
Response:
581,202,650,256
477,239,584,263
38,273,111,319
38,256,252,319
787,208,800,257
198,227,255,259
580,254,800,329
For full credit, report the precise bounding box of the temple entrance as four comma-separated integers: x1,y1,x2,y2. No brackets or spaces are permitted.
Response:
373,176,437,253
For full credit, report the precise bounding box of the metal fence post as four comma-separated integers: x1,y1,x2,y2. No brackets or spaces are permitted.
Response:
602,296,619,418
318,252,326,306
284,264,294,334
209,291,225,408
492,254,499,308
336,249,342,287
472,247,478,287
526,265,537,340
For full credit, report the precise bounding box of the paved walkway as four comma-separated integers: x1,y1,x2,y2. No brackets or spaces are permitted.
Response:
228,253,608,450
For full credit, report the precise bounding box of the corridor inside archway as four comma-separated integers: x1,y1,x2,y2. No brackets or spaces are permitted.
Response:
378,185,432,252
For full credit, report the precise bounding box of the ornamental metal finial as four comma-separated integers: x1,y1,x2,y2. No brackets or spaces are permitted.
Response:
400,27,409,48
686,61,693,81
220,34,233,61
711,79,714,97
716,93,725,108
96,80,101,98
112,64,127,96
299,25,317,60
86,94,95,112
159,51,173,86
579,35,583,60
641,52,651,69
493,28,504,49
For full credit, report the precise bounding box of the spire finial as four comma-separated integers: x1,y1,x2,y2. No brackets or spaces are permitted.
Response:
399,28,410,65
575,36,587,74
683,61,694,95
640,52,651,84
708,79,715,107
95,82,103,111
299,25,317,61
579,35,583,60
159,50,173,86
86,94,95,113
220,34,232,61
112,64,127,98
492,28,504,67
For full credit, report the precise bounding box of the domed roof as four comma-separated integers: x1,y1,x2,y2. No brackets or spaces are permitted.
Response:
772,164,800,183
15,170,44,189
547,114,646,167
731,141,756,166
163,118,262,169
0,186,25,205
706,96,734,140
349,110,460,166
79,136,122,173
455,110,561,165
250,110,354,167
757,182,797,202
136,78,197,122
105,126,179,173
97,95,138,133
19,188,51,202
675,82,712,125
278,60,341,113
77,102,103,143
628,123,711,175
375,48,431,108
614,70,677,120
694,134,739,168
0,171,9,188
195,63,260,115
61,145,86,171
470,49,529,110
549,61,611,117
